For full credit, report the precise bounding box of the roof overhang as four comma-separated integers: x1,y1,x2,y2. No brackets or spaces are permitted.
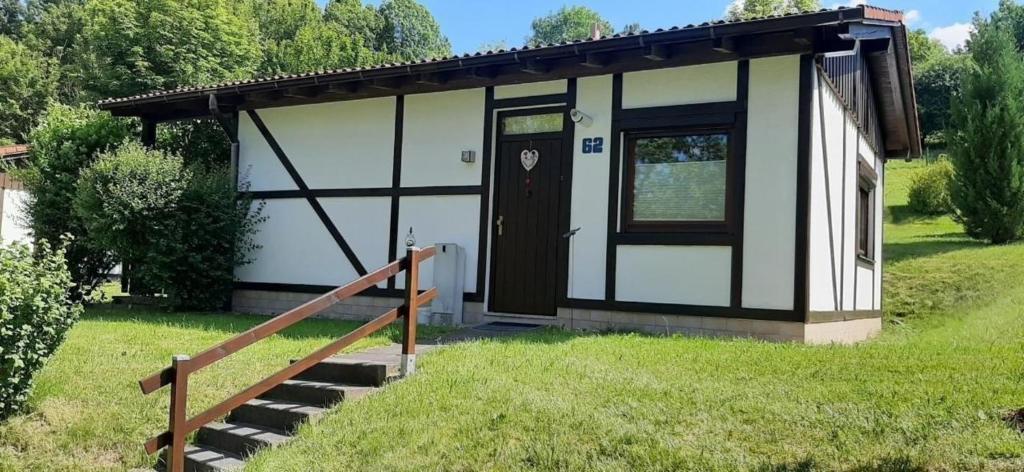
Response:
0,145,30,167
97,5,920,157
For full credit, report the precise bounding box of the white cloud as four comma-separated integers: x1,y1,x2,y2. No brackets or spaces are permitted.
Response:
903,10,921,25
829,1,861,9
930,22,973,51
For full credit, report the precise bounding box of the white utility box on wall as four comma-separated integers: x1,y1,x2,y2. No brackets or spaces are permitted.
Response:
427,243,465,326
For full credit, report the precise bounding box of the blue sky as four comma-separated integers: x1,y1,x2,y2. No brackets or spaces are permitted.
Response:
317,1,997,54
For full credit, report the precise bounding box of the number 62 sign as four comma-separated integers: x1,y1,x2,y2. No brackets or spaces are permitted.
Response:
582,137,604,154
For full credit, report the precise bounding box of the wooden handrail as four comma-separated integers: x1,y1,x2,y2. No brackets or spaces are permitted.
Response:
139,258,409,394
144,246,436,472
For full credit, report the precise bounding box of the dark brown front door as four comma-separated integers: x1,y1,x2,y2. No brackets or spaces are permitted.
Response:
489,125,564,316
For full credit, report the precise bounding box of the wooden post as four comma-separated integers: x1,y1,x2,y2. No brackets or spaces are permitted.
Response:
141,119,157,149
167,355,190,472
401,247,419,377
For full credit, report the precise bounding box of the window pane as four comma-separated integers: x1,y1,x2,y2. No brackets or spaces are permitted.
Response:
858,188,870,256
631,133,728,222
502,113,563,135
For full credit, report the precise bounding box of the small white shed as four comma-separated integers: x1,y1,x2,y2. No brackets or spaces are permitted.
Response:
0,145,31,247
99,5,921,343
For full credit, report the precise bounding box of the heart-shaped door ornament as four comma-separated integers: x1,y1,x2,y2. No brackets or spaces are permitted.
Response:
520,149,539,172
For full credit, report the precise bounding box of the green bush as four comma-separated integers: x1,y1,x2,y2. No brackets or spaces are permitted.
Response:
157,120,231,169
16,104,134,299
152,167,265,310
75,142,187,291
907,159,954,215
0,241,82,420
75,143,265,310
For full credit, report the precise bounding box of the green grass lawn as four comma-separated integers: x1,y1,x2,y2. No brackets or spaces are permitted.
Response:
2,159,1024,471
0,310,419,471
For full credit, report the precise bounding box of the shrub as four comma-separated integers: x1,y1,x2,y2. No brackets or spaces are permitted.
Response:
948,21,1024,244
907,159,954,215
157,120,231,169
74,142,187,291
0,241,82,420
16,104,134,299
152,167,265,310
75,142,265,310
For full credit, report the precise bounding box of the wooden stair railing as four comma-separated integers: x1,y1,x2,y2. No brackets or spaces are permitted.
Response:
139,246,437,472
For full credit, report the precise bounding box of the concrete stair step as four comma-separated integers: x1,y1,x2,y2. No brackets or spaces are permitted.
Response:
159,444,245,472
260,379,374,407
196,421,290,459
228,398,325,433
292,358,398,387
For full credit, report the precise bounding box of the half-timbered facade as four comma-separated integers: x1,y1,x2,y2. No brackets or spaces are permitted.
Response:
99,5,920,344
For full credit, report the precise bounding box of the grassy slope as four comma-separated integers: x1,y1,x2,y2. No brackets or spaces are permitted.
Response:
0,310,416,471
244,161,1024,471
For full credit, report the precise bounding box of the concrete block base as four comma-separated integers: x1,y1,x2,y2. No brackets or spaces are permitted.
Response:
233,290,880,344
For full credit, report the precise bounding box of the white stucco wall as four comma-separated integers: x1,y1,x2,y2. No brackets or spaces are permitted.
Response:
395,195,480,293
808,69,884,313
319,197,392,288
622,61,738,109
615,246,732,306
567,75,613,300
236,199,356,286
494,80,567,99
1,189,31,246
808,72,845,312
741,55,801,310
401,89,484,187
238,97,396,191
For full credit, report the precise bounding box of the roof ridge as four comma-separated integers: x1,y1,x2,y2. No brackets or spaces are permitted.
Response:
97,5,899,107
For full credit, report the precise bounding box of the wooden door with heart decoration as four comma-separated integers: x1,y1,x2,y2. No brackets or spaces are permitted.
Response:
490,130,564,316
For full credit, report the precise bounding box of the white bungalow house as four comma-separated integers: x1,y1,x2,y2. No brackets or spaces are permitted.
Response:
98,5,920,344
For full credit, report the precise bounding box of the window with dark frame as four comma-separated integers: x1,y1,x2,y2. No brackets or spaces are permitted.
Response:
623,128,732,233
856,162,877,262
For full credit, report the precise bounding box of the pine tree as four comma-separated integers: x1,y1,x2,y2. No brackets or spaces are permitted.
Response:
948,19,1024,243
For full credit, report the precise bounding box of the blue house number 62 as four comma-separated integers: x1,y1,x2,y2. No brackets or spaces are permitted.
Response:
582,137,604,154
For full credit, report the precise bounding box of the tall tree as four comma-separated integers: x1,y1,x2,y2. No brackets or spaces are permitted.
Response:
325,0,385,52
726,0,821,21
238,0,323,74
916,53,970,145
528,6,613,46
908,28,948,68
377,0,451,61
76,0,261,99
0,0,25,37
0,36,58,143
21,0,87,102
948,15,1024,243
278,21,383,73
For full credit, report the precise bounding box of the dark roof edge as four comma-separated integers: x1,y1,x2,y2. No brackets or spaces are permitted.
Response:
98,6,882,111
892,24,923,158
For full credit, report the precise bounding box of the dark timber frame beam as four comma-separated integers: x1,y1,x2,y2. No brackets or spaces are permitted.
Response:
208,95,238,143
245,109,369,276
141,119,157,148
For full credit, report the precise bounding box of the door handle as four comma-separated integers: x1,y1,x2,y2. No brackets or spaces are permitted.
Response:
496,216,504,236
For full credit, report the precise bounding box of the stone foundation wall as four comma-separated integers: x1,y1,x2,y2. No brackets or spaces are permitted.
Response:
233,290,487,326
234,290,880,344
552,308,806,342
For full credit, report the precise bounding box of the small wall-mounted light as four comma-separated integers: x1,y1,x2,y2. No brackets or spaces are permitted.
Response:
569,108,593,128
461,150,476,163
